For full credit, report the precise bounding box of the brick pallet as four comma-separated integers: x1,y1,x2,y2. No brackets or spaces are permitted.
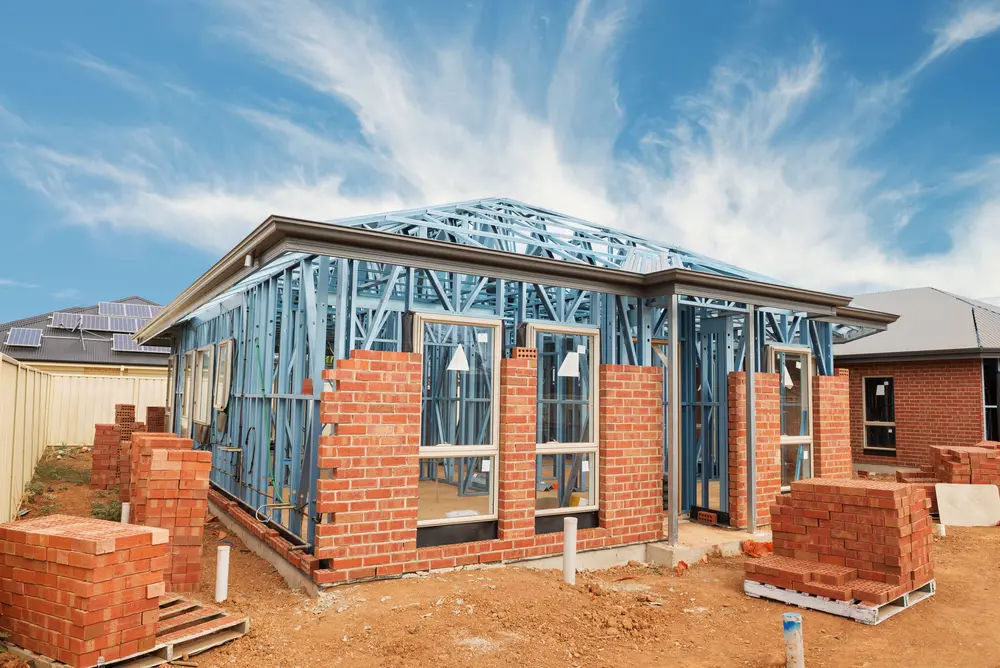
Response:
0,515,169,667
91,425,119,490
145,406,167,434
895,440,1000,513
744,478,934,622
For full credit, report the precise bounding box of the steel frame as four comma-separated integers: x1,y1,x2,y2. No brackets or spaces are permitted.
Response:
165,200,843,551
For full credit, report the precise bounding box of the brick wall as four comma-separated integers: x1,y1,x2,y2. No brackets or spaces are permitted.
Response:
812,369,852,479
0,515,169,667
839,359,984,468
597,364,665,542
233,349,669,587
497,352,537,540
313,350,423,583
128,433,210,593
728,372,781,530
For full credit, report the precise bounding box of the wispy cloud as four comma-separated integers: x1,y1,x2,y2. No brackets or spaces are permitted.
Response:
0,279,38,289
70,51,153,99
4,0,1000,298
50,288,81,300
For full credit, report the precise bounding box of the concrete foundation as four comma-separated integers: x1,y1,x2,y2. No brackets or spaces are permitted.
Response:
646,521,770,568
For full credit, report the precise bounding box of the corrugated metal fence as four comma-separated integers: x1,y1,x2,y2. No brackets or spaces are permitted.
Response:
47,374,167,446
0,354,52,523
0,353,167,521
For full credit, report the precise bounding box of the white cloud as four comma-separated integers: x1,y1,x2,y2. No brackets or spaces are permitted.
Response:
50,288,81,300
0,279,38,289
5,0,1000,299
921,0,1000,69
70,51,153,99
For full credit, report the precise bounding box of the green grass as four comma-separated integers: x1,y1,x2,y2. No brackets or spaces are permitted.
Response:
92,499,123,522
39,504,59,516
32,460,91,485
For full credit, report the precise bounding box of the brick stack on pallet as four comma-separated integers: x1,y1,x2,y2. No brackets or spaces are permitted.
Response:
129,433,211,593
91,424,120,490
896,440,1000,513
745,478,934,606
0,514,169,667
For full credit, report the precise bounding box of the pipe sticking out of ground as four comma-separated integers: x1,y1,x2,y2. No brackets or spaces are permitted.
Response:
563,517,578,585
783,612,804,668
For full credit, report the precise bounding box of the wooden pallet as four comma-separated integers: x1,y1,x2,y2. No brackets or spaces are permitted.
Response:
744,579,936,625
2,595,250,668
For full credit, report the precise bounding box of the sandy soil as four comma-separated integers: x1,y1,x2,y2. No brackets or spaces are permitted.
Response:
15,453,1000,668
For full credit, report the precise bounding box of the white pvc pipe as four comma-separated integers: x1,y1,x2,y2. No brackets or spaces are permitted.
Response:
120,502,131,524
216,545,231,603
562,517,578,585
783,612,804,668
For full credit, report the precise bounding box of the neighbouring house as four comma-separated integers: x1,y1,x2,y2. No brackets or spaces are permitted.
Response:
835,287,1000,469
135,197,894,588
0,296,170,376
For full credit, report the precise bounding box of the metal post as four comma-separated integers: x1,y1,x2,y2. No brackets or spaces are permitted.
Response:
667,292,681,546
745,304,757,534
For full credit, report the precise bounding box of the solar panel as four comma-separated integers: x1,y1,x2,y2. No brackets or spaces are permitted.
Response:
123,304,152,318
149,305,164,316
98,302,128,316
5,328,43,347
50,312,82,329
108,317,141,333
79,314,109,331
112,333,170,354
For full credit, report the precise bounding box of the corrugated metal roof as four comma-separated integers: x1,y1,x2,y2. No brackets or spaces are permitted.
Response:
836,287,1000,359
0,297,168,367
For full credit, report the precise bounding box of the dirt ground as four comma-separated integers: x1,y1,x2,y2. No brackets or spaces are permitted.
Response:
15,451,1000,668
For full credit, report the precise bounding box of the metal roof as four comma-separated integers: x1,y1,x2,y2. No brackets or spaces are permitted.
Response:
835,287,1000,360
0,297,168,367
138,197,898,342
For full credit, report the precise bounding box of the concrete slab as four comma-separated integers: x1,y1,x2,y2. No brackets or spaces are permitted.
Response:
935,483,1000,527
516,543,647,571
645,521,771,568
854,463,920,476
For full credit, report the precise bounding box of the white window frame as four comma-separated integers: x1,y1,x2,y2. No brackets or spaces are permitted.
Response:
412,313,503,528
193,344,215,427
214,338,235,411
862,375,896,453
181,350,195,438
526,323,601,516
769,344,813,490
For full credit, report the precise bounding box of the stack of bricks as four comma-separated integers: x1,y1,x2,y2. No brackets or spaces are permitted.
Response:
91,424,120,490
128,433,210,593
745,478,934,606
896,440,1000,513
0,514,169,667
145,406,166,434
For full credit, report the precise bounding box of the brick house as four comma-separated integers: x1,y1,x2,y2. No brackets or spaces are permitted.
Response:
835,287,1000,469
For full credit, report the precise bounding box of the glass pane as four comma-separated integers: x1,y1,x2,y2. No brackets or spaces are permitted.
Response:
984,359,999,407
418,457,493,521
535,453,595,510
420,322,494,447
864,377,894,422
778,352,809,437
536,332,593,444
781,444,811,487
865,425,897,449
987,408,999,442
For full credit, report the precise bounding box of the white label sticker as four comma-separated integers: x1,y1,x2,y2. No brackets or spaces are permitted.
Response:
795,361,801,369
481,459,490,472
802,450,809,460
875,384,885,396
577,345,586,355
888,428,893,433
476,332,489,343
581,459,590,472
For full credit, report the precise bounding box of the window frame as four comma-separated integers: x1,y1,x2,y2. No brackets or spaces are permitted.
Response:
165,354,177,414
768,344,814,490
192,344,215,427
525,322,601,517
862,375,897,454
181,350,195,437
412,312,503,528
214,338,235,412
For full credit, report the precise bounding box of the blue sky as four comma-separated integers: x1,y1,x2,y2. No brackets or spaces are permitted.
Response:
2,0,1000,323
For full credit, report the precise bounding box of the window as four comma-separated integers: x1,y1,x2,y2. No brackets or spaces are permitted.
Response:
193,344,215,426
770,346,813,488
165,354,177,415
984,360,999,442
214,339,235,411
528,324,599,515
863,377,896,453
413,314,501,526
181,351,195,437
